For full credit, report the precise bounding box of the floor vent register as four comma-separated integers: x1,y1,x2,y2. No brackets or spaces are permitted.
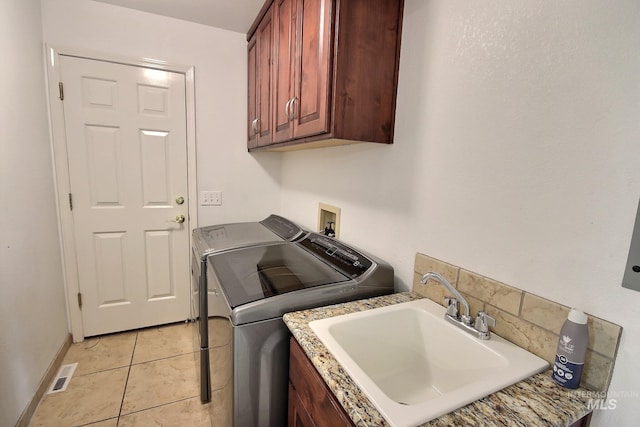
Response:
47,363,78,394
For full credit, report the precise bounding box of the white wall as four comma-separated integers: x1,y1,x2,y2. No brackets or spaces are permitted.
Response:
41,0,282,227
279,1,640,424
0,1,69,425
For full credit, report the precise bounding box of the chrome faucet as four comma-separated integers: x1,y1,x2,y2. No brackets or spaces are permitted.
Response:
420,272,472,324
420,272,495,340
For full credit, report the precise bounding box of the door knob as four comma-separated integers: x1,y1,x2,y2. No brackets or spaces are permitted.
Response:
176,196,185,205
172,214,186,224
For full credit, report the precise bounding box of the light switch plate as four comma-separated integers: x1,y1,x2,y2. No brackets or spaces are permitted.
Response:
622,198,640,292
200,191,222,206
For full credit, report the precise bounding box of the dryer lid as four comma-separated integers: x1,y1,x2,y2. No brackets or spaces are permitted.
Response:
193,215,304,258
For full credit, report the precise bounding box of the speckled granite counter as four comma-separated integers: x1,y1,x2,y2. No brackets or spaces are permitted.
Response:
283,292,594,427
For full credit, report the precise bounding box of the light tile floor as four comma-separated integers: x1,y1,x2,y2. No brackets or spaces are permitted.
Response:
29,321,222,427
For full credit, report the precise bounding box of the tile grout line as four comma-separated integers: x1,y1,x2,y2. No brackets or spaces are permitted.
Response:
116,331,139,426
113,395,201,418
130,348,200,366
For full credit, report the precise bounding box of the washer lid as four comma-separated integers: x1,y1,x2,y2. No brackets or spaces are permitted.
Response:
208,243,349,308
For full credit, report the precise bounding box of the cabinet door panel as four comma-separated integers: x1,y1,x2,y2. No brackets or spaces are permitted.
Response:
293,0,332,138
257,8,274,146
247,35,258,149
273,0,297,143
288,382,317,427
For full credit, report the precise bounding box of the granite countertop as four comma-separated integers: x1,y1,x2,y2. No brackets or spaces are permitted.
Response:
283,292,594,427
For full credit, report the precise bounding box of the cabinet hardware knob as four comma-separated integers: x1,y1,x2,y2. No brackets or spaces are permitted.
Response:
285,99,292,121
290,96,298,120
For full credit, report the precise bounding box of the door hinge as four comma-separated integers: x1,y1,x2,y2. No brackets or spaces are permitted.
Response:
58,82,64,100
77,292,82,309
68,193,73,211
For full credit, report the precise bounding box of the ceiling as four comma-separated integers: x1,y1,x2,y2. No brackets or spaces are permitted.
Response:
91,0,265,34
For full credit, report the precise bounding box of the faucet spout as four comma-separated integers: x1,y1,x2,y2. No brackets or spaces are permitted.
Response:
420,272,472,325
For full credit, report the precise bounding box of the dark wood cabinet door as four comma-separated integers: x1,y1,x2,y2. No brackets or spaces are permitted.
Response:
256,6,274,146
288,338,355,427
291,0,332,139
273,0,296,143
247,33,258,149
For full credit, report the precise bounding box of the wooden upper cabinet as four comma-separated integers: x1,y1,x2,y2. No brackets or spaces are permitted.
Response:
248,4,274,148
248,0,404,151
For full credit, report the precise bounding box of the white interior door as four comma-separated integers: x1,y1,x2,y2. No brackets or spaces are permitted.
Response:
59,55,190,336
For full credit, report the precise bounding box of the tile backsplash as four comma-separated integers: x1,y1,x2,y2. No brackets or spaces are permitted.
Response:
413,253,622,392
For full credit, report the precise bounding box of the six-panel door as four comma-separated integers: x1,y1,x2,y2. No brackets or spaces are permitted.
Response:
60,55,190,336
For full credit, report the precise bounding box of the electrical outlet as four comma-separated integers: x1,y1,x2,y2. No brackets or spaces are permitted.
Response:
200,191,222,206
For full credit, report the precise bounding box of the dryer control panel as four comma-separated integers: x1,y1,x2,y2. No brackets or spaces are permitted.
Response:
260,214,306,241
298,233,374,278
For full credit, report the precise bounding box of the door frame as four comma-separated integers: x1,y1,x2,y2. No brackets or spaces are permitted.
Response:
45,45,198,342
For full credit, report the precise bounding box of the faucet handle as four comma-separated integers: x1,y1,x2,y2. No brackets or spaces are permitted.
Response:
475,311,496,333
443,296,459,318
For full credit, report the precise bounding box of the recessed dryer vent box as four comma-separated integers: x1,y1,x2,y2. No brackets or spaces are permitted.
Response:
318,203,340,239
622,198,640,292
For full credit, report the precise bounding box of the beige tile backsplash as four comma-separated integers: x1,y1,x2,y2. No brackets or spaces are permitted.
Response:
412,253,622,392
458,270,523,316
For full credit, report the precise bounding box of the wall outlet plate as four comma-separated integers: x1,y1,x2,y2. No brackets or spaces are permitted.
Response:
318,203,340,239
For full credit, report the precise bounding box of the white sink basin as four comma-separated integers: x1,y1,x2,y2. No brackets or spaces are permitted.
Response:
309,298,548,426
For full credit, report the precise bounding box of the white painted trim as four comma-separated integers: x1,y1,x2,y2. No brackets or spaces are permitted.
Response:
185,67,199,237
44,45,198,342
